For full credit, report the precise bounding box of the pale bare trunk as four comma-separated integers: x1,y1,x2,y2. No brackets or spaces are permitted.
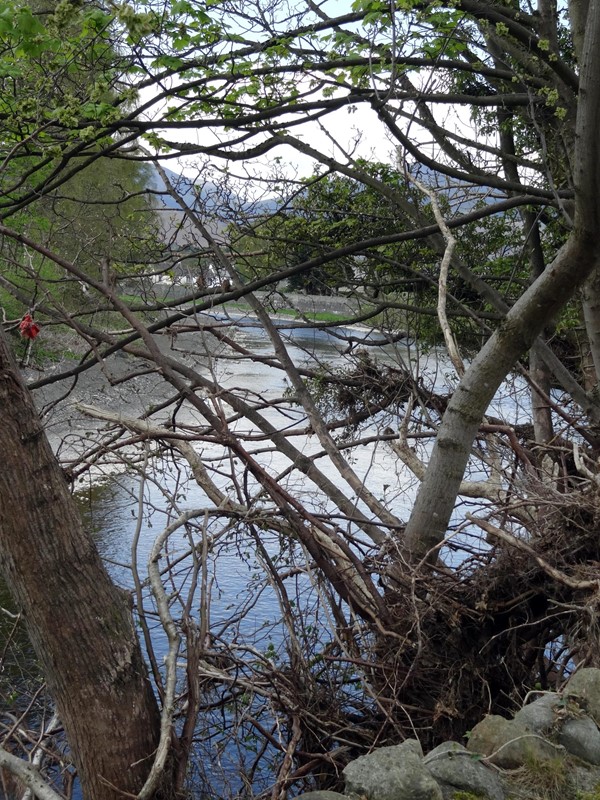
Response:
582,264,600,385
402,0,600,562
403,234,598,562
530,340,554,446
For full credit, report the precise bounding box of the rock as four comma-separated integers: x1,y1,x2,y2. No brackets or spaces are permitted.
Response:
565,668,600,724
424,741,505,800
466,714,563,768
571,760,600,794
513,693,561,734
343,740,443,800
559,715,600,764
400,739,425,758
513,689,600,764
296,793,351,800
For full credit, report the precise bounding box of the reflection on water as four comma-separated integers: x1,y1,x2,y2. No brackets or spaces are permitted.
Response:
77,473,286,651
3,319,530,796
76,468,320,796
67,325,436,795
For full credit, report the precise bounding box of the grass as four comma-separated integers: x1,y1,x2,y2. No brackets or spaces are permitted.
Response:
508,754,577,800
0,285,26,323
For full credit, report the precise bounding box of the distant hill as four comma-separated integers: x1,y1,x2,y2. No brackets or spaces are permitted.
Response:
145,165,225,246
146,165,221,211
411,162,502,214
147,164,277,214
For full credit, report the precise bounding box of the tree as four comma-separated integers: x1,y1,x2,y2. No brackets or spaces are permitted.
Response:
4,0,600,794
231,165,437,298
0,4,170,797
0,324,163,799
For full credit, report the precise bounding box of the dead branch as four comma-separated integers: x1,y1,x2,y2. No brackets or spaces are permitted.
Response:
467,514,600,590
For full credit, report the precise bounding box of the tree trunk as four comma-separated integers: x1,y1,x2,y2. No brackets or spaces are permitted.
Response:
403,237,600,562
0,326,165,798
402,0,600,562
582,264,600,385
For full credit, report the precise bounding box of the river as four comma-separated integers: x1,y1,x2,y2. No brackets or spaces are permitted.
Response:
77,319,435,796
20,315,530,797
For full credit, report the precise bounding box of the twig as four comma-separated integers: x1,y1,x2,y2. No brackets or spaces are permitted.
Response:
137,511,207,799
0,746,64,800
407,174,465,377
573,441,600,486
75,402,242,511
21,711,62,800
467,514,600,590
131,448,163,695
272,715,302,800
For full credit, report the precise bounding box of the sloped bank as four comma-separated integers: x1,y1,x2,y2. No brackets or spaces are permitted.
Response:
298,668,600,800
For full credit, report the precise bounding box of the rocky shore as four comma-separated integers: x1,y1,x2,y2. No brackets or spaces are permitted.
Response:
298,668,600,800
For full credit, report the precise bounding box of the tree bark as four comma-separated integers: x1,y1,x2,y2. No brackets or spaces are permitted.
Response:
495,101,555,447
582,265,600,384
402,238,594,561
0,326,164,799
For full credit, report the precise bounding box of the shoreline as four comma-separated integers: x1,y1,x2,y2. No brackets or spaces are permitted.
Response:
27,301,396,469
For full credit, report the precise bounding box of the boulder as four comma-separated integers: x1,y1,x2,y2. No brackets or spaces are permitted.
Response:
343,739,443,800
559,715,600,764
296,793,350,800
400,739,425,758
564,668,600,724
424,741,505,800
466,714,563,768
570,760,600,794
514,689,600,764
513,693,560,734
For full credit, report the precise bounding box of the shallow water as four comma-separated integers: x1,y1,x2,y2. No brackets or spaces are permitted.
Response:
22,319,531,795
74,322,429,794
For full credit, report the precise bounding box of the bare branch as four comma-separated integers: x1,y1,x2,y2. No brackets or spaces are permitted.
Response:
0,747,63,800
467,514,600,590
408,174,465,378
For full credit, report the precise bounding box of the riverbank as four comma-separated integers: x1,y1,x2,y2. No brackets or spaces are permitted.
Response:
25,328,207,471
25,292,379,461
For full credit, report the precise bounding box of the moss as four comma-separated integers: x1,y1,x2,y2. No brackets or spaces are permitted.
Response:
452,792,485,800
577,788,600,800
